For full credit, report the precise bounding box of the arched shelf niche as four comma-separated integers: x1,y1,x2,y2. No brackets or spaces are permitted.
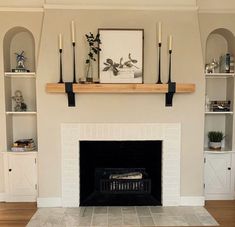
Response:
205,28,235,69
3,26,35,72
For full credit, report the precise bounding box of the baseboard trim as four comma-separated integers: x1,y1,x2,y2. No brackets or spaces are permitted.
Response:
180,196,205,206
37,197,62,207
0,193,6,202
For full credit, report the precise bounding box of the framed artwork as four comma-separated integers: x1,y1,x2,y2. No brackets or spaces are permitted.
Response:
98,29,144,83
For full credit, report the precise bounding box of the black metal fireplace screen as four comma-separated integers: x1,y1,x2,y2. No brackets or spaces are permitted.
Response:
97,168,151,194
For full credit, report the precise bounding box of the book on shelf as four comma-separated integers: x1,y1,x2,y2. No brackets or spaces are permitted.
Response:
11,138,36,152
210,100,231,112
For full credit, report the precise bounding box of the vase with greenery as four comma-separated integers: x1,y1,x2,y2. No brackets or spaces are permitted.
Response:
208,131,224,150
85,32,101,82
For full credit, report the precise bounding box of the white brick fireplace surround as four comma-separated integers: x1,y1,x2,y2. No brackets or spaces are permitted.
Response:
61,123,182,207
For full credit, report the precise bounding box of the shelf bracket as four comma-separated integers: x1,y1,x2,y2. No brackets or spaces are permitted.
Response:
65,82,75,107
165,82,176,106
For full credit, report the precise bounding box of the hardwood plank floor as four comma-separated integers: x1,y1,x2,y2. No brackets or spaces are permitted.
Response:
0,202,37,227
0,200,234,227
205,200,235,227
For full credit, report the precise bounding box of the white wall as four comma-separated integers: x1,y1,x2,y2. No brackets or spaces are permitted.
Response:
36,9,204,198
0,7,206,200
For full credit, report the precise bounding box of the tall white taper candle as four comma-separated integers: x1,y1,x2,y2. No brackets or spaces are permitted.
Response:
169,35,172,51
59,34,62,49
71,21,75,43
158,22,162,44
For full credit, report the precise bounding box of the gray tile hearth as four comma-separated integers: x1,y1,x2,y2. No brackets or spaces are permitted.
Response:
26,206,219,227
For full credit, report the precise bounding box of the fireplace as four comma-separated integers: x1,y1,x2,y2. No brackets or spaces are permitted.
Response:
61,123,180,207
80,140,162,206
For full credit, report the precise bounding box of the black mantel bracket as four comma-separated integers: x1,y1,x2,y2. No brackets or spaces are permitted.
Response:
165,82,176,107
65,82,75,107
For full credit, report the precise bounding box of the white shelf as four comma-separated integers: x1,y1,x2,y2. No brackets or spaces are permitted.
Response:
4,72,36,78
204,147,235,153
2,151,38,154
205,73,234,79
205,111,233,115
6,111,37,115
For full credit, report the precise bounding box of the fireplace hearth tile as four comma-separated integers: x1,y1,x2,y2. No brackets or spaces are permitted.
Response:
108,207,122,217
123,213,139,226
94,206,108,214
136,206,151,217
138,216,155,226
122,206,136,214
108,216,123,226
27,206,219,227
91,214,108,226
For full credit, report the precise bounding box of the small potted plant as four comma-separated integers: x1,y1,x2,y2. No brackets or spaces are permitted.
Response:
208,131,224,150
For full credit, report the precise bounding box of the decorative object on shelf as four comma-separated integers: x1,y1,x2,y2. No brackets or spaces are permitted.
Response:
210,100,231,112
205,58,219,73
12,90,27,112
156,22,162,84
167,36,173,83
220,53,232,73
12,51,30,73
99,29,143,83
11,138,36,152
71,21,77,83
166,35,176,106
208,131,224,150
85,32,101,83
58,34,63,83
205,95,210,111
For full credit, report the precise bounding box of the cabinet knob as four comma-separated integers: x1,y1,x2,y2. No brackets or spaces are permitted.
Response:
228,167,231,170
8,169,12,172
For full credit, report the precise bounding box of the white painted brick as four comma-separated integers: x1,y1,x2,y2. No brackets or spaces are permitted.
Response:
61,123,181,207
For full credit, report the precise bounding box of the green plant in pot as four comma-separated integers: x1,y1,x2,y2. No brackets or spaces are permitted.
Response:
208,131,224,150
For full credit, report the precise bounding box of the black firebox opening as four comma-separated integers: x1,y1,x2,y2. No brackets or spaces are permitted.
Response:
80,140,162,206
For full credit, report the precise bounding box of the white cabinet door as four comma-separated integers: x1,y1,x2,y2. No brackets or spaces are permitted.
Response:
6,152,37,202
205,153,234,199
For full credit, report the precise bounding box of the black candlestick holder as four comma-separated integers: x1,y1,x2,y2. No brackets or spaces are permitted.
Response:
167,49,172,83
58,49,63,83
156,42,162,84
72,42,77,83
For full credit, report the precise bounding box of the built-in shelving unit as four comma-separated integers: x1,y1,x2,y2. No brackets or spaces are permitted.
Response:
3,27,37,152
2,26,38,202
204,71,234,151
204,28,235,200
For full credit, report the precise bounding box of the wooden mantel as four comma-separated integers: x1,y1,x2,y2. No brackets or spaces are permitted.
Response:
46,83,195,94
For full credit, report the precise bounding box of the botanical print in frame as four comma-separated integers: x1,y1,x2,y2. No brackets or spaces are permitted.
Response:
98,29,144,83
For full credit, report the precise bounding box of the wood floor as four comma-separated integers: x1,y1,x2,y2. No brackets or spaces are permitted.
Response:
204,200,235,227
0,202,37,227
0,200,234,227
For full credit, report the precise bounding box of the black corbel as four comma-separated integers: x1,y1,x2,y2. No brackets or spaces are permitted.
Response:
65,82,75,107
165,82,176,106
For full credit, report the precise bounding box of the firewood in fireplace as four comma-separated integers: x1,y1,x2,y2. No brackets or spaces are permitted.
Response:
109,172,143,180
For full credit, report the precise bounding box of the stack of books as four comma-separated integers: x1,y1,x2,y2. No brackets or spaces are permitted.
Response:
11,138,36,152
